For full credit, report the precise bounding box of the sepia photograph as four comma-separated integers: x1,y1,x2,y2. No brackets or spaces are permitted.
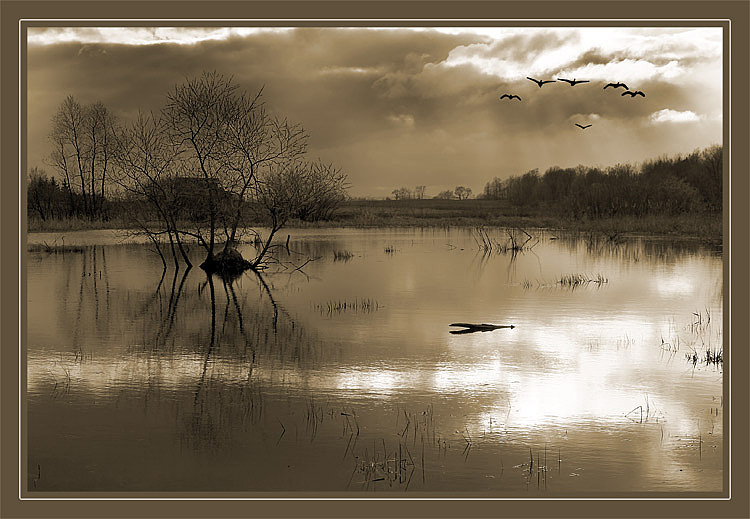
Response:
4,2,747,516
23,23,726,495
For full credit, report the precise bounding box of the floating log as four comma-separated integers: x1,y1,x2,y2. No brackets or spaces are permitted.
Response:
449,323,515,334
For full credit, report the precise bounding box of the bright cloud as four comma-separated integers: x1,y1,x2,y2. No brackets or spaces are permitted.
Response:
650,109,701,124
27,27,288,46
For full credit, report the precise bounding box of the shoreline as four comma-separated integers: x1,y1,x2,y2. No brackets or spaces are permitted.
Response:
26,218,722,249
27,209,723,244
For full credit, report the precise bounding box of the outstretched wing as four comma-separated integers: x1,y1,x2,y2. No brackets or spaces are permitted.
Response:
573,80,590,85
558,78,573,84
621,91,633,96
500,94,510,99
635,91,646,97
526,77,540,84
512,95,522,100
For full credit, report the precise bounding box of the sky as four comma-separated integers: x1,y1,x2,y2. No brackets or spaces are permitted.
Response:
26,26,723,198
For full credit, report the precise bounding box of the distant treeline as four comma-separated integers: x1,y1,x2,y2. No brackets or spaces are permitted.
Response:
481,145,722,217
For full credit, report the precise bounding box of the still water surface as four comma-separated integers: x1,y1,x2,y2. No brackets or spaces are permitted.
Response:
26,228,723,494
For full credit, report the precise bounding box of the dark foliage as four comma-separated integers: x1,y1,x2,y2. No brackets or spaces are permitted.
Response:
481,145,722,217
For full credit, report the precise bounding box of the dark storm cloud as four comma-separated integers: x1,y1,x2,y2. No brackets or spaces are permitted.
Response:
27,27,721,196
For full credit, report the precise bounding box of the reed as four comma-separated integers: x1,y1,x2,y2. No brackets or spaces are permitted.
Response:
332,250,354,262
315,298,380,315
28,240,86,254
557,273,608,288
521,273,608,290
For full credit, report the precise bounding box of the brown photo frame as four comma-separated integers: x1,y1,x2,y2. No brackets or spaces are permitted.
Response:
2,1,748,517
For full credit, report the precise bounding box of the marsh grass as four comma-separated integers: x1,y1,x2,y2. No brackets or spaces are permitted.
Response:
314,298,380,315
686,347,723,367
28,238,86,254
333,250,354,262
472,226,538,254
663,309,724,368
557,273,608,288
521,273,609,290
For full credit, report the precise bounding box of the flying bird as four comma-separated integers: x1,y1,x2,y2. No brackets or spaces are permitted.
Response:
500,94,522,101
526,77,555,88
575,123,592,130
621,90,646,97
557,78,590,86
603,82,629,90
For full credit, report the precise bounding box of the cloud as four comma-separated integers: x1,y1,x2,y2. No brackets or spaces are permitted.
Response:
26,27,722,196
649,109,701,124
386,114,415,128
28,27,288,46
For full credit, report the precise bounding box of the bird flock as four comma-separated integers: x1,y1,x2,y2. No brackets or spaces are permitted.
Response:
498,77,647,130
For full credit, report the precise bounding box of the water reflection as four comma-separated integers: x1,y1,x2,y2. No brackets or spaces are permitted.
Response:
26,228,723,493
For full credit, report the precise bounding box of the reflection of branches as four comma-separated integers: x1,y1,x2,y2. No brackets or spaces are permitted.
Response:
221,277,257,363
161,267,191,343
195,273,216,406
260,242,321,278
254,271,281,332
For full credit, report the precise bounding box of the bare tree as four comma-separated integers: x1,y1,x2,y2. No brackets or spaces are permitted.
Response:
454,186,472,200
161,72,312,271
250,160,347,268
110,111,192,268
162,72,238,262
156,72,346,273
433,190,455,200
48,96,118,219
391,187,412,200
218,91,307,247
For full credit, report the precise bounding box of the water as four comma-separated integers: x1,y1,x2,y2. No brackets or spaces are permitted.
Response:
26,228,723,494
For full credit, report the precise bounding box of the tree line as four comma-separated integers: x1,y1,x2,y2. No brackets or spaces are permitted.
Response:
480,145,722,217
29,72,349,273
390,185,472,200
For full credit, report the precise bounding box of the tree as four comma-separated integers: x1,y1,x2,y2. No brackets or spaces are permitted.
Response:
110,72,346,274
27,167,64,221
433,190,455,200
454,186,472,200
391,187,412,200
161,72,311,272
291,160,349,221
49,96,118,220
482,177,505,200
110,111,193,268
251,160,346,268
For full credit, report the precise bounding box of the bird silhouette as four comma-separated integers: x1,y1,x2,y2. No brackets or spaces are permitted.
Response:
621,90,646,97
526,77,555,88
575,123,592,129
557,78,590,86
500,94,522,101
603,82,629,90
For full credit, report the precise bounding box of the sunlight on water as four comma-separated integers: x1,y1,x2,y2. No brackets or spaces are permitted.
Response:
26,228,723,493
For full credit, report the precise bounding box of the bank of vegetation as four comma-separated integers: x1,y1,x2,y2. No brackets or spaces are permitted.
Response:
481,145,722,219
28,86,722,244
